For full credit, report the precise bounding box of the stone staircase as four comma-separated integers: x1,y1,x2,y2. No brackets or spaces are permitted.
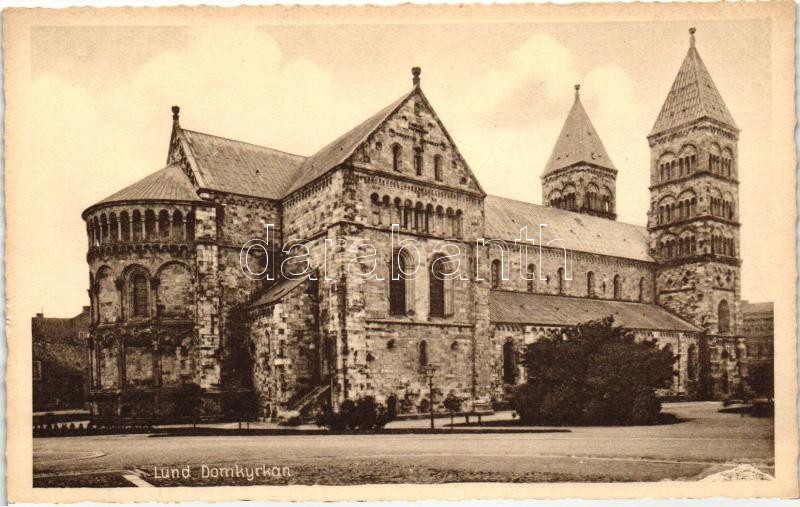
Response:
277,384,331,424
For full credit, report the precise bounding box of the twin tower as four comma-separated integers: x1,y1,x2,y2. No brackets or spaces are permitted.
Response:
543,28,742,340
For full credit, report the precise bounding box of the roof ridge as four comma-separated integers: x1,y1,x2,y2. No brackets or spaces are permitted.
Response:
83,163,201,217
493,290,659,306
182,128,307,159
485,194,646,230
285,88,415,195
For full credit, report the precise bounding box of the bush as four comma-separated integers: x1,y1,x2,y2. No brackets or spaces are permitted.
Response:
173,383,204,426
511,316,675,426
316,396,392,431
224,390,260,427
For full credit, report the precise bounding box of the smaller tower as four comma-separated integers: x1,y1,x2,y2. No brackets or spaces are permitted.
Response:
542,84,618,220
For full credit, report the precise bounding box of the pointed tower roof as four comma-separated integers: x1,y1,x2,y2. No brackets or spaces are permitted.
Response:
650,28,737,136
544,85,616,175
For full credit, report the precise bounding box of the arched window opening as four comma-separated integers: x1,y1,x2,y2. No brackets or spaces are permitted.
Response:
172,210,184,241
587,271,595,297
414,148,423,176
92,217,100,246
186,212,195,240
503,340,517,384
419,341,428,370
120,212,131,241
132,211,143,241
392,144,402,172
389,251,408,316
718,300,730,333
613,274,622,300
158,210,170,239
425,204,434,233
434,155,443,181
687,344,698,380
403,201,413,230
144,210,156,240
490,259,502,290
527,264,536,293
429,255,447,318
557,267,565,295
130,272,149,318
100,215,109,244
639,277,646,302
454,210,463,238
109,214,119,242
414,202,424,231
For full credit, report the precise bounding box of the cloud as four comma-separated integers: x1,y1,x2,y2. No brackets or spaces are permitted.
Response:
436,33,645,220
14,26,345,325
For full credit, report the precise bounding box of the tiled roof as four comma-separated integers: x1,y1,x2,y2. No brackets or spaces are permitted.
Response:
650,40,736,136
742,301,773,315
249,277,309,308
490,291,700,332
285,90,413,195
32,307,90,344
544,88,615,175
484,195,652,262
182,130,306,199
92,163,201,208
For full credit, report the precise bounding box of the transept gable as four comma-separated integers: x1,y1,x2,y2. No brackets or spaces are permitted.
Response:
348,84,484,196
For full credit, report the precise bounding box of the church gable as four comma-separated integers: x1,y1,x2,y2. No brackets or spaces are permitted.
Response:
350,85,483,195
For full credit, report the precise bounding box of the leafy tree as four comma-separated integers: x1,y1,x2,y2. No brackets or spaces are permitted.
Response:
747,362,774,399
443,393,462,429
511,317,675,426
224,390,260,429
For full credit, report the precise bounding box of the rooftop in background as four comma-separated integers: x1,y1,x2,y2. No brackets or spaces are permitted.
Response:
32,306,91,344
741,301,774,315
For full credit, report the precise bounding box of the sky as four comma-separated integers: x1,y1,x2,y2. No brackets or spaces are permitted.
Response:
16,18,778,323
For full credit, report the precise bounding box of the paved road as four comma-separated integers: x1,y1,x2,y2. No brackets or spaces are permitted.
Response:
33,402,773,485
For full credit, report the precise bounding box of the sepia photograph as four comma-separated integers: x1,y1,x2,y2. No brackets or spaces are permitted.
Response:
4,2,797,502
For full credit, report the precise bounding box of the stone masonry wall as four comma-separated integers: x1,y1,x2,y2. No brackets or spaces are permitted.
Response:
488,244,656,303
247,279,321,418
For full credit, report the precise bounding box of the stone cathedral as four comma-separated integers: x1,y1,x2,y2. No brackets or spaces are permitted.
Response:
83,30,749,420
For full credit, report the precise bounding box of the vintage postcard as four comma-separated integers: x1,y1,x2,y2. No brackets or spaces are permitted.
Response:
4,2,797,502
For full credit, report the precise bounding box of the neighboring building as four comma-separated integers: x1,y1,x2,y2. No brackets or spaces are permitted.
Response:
82,30,757,420
32,307,91,411
742,301,774,366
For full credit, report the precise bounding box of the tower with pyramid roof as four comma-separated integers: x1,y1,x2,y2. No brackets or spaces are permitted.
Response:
542,84,618,220
648,28,743,398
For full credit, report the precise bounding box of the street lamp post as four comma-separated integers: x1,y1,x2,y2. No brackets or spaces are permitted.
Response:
426,365,436,430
